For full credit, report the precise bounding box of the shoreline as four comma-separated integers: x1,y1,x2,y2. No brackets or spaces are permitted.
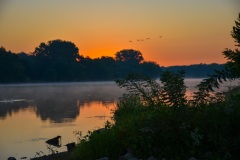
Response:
30,151,73,160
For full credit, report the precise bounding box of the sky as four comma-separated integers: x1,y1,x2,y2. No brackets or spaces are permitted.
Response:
0,0,239,66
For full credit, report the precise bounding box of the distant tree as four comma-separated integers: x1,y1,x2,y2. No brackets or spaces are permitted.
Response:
115,49,144,63
114,49,147,78
97,56,116,79
163,63,225,78
18,52,37,81
138,61,161,78
32,39,81,81
33,39,81,61
0,47,26,82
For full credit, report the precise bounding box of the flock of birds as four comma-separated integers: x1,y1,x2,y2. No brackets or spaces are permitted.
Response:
129,35,163,43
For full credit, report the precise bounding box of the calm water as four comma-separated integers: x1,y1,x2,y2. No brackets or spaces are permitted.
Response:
0,79,239,159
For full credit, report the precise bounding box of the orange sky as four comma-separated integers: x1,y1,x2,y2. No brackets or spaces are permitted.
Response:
0,0,239,66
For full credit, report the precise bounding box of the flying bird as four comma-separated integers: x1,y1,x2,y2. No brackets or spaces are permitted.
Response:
137,39,144,42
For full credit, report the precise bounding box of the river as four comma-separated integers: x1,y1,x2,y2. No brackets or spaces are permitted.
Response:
0,79,239,159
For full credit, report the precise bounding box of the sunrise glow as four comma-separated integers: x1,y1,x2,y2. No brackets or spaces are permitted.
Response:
0,0,239,66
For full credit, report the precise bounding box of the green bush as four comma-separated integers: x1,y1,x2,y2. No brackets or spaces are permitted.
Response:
73,121,124,160
112,93,240,159
73,72,240,159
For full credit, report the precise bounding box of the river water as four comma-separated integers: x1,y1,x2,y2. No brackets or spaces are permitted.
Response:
0,79,239,159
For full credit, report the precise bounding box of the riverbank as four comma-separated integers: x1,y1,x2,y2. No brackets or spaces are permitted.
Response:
29,151,73,160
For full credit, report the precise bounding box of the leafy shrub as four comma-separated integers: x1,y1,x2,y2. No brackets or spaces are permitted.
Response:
73,121,124,160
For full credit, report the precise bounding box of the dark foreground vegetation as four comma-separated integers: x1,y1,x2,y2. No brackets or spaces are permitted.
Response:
71,13,240,160
72,73,240,160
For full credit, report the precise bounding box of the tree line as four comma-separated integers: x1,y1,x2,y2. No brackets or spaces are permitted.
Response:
0,39,226,83
163,63,225,78
0,40,160,83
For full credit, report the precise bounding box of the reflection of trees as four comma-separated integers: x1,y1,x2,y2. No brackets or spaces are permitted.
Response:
35,96,80,123
0,101,34,120
77,100,116,110
0,82,124,122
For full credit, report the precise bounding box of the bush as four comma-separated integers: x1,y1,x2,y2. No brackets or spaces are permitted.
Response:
73,73,240,159
112,92,240,159
73,121,124,160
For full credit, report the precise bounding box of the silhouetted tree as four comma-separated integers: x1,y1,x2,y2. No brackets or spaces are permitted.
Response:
32,39,82,81
163,63,225,78
115,49,144,63
139,61,161,78
114,49,152,78
93,56,116,80
0,47,26,82
194,13,240,95
33,39,81,61
223,12,240,77
18,52,37,81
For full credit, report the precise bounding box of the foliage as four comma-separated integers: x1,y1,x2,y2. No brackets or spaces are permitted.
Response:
116,74,162,106
74,83,240,159
0,47,26,82
115,49,144,63
160,70,187,107
0,42,161,83
195,13,240,95
32,39,81,61
116,70,187,107
31,39,82,81
164,63,225,78
0,40,227,83
73,121,124,160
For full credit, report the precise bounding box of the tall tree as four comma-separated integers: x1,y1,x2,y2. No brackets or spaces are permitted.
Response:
32,39,81,81
114,49,146,78
194,13,240,95
115,49,144,63
33,39,81,61
0,47,26,82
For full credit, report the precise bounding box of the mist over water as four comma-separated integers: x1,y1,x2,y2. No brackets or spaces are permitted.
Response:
0,79,239,159
0,82,124,121
0,82,125,159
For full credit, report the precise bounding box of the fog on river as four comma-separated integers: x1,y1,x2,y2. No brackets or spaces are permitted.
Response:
0,79,239,159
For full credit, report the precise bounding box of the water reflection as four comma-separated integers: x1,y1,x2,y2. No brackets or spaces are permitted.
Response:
1,79,239,122
0,100,34,120
0,82,124,122
0,82,125,159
